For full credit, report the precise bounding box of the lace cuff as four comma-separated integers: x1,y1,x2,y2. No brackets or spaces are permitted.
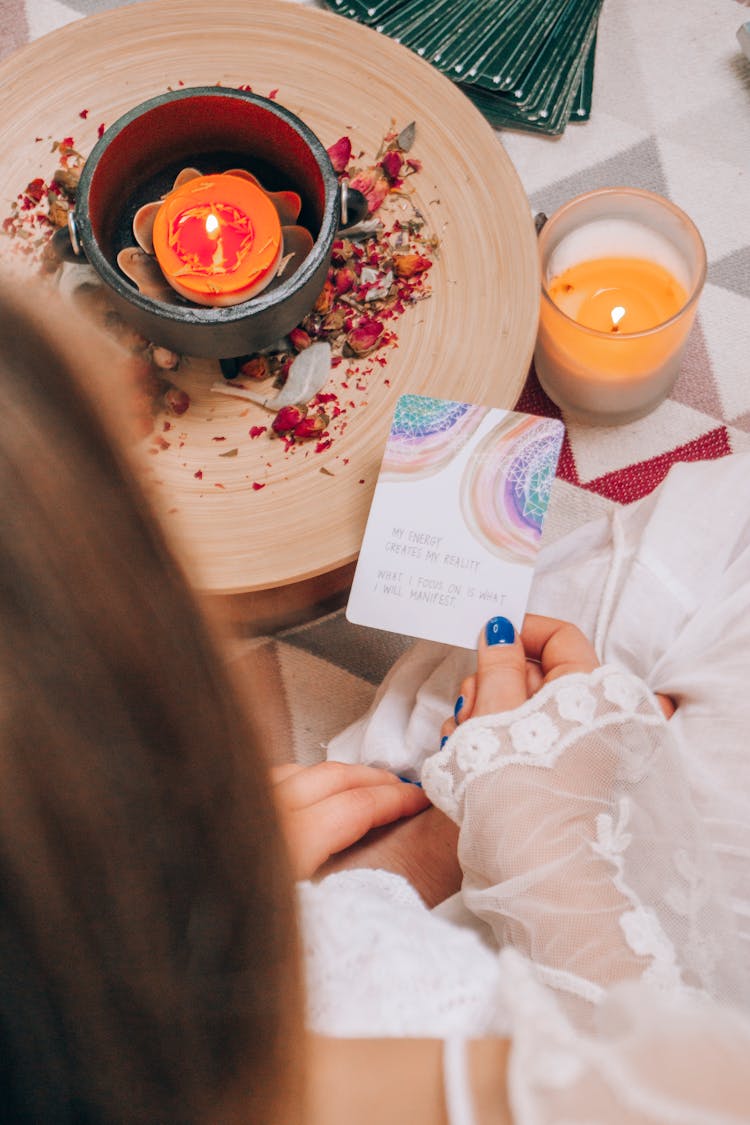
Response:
421,667,743,1006
421,666,664,823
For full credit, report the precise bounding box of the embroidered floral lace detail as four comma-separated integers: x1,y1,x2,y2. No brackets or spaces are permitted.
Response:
421,666,663,822
509,711,560,756
602,670,642,712
555,681,597,724
455,725,499,774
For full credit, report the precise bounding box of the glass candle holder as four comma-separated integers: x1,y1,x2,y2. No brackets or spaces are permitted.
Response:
534,187,706,426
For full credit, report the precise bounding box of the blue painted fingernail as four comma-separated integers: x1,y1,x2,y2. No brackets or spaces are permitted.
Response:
486,616,515,646
440,735,448,749
397,774,423,788
454,695,464,720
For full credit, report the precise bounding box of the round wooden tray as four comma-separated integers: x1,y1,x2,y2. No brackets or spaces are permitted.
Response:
0,0,539,600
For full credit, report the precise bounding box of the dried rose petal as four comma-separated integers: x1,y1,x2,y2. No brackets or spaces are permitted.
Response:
251,481,266,490
24,178,46,204
239,356,269,380
393,253,432,279
288,327,312,352
327,136,352,174
332,239,355,265
272,404,308,434
380,150,403,181
346,317,384,356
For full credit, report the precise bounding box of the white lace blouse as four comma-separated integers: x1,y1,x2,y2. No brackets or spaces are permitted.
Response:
299,667,750,1123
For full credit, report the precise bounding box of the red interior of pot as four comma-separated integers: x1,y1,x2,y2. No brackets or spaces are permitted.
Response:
87,92,327,262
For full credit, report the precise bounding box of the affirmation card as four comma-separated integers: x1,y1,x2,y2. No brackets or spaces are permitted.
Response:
346,395,564,649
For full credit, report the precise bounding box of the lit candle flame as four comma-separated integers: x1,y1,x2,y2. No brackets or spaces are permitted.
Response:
205,211,220,239
611,305,626,327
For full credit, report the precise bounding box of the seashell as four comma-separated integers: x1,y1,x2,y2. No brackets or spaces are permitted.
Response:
116,247,175,303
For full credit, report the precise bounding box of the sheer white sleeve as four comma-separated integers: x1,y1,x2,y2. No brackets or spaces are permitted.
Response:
421,666,748,1011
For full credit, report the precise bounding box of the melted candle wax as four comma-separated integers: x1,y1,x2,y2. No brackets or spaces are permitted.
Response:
548,256,688,335
151,173,282,307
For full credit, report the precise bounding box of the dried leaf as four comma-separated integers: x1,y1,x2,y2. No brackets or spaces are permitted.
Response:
397,122,416,152
210,341,332,411
219,447,239,457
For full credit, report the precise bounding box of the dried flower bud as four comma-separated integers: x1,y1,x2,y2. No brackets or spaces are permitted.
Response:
272,404,308,434
48,199,70,228
327,135,352,174
393,253,432,279
348,170,390,215
380,149,403,181
322,307,348,334
239,355,269,380
313,279,335,315
346,317,384,356
151,346,180,370
293,412,329,440
334,266,357,296
164,387,190,416
53,166,81,195
288,327,312,352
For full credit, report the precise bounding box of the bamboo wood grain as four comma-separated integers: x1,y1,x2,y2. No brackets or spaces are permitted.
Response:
0,0,539,599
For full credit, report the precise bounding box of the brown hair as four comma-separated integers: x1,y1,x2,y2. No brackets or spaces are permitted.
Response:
0,276,303,1123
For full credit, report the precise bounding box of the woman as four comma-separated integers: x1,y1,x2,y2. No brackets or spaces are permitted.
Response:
1,274,749,1123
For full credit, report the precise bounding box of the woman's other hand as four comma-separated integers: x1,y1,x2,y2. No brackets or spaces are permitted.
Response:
271,761,430,880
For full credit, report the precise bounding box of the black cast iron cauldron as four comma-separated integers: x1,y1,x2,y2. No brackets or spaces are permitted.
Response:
72,87,340,359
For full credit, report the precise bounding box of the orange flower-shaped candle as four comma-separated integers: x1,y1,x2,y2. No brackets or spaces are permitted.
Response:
151,173,282,306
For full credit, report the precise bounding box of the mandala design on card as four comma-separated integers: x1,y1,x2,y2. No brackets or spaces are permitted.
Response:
460,413,563,564
380,396,487,481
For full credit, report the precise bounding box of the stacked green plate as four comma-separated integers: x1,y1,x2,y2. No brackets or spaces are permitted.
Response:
323,0,602,135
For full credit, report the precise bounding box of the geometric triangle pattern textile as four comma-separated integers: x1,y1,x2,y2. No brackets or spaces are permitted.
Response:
500,0,750,531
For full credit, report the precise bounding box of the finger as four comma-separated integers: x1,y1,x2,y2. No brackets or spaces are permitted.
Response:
440,717,457,742
521,614,598,682
453,674,476,725
473,615,528,716
269,763,306,785
656,692,676,720
274,760,402,810
525,658,544,696
289,782,431,877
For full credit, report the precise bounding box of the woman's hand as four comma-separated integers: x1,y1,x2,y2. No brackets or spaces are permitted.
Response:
444,614,598,736
271,761,430,880
445,613,674,734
